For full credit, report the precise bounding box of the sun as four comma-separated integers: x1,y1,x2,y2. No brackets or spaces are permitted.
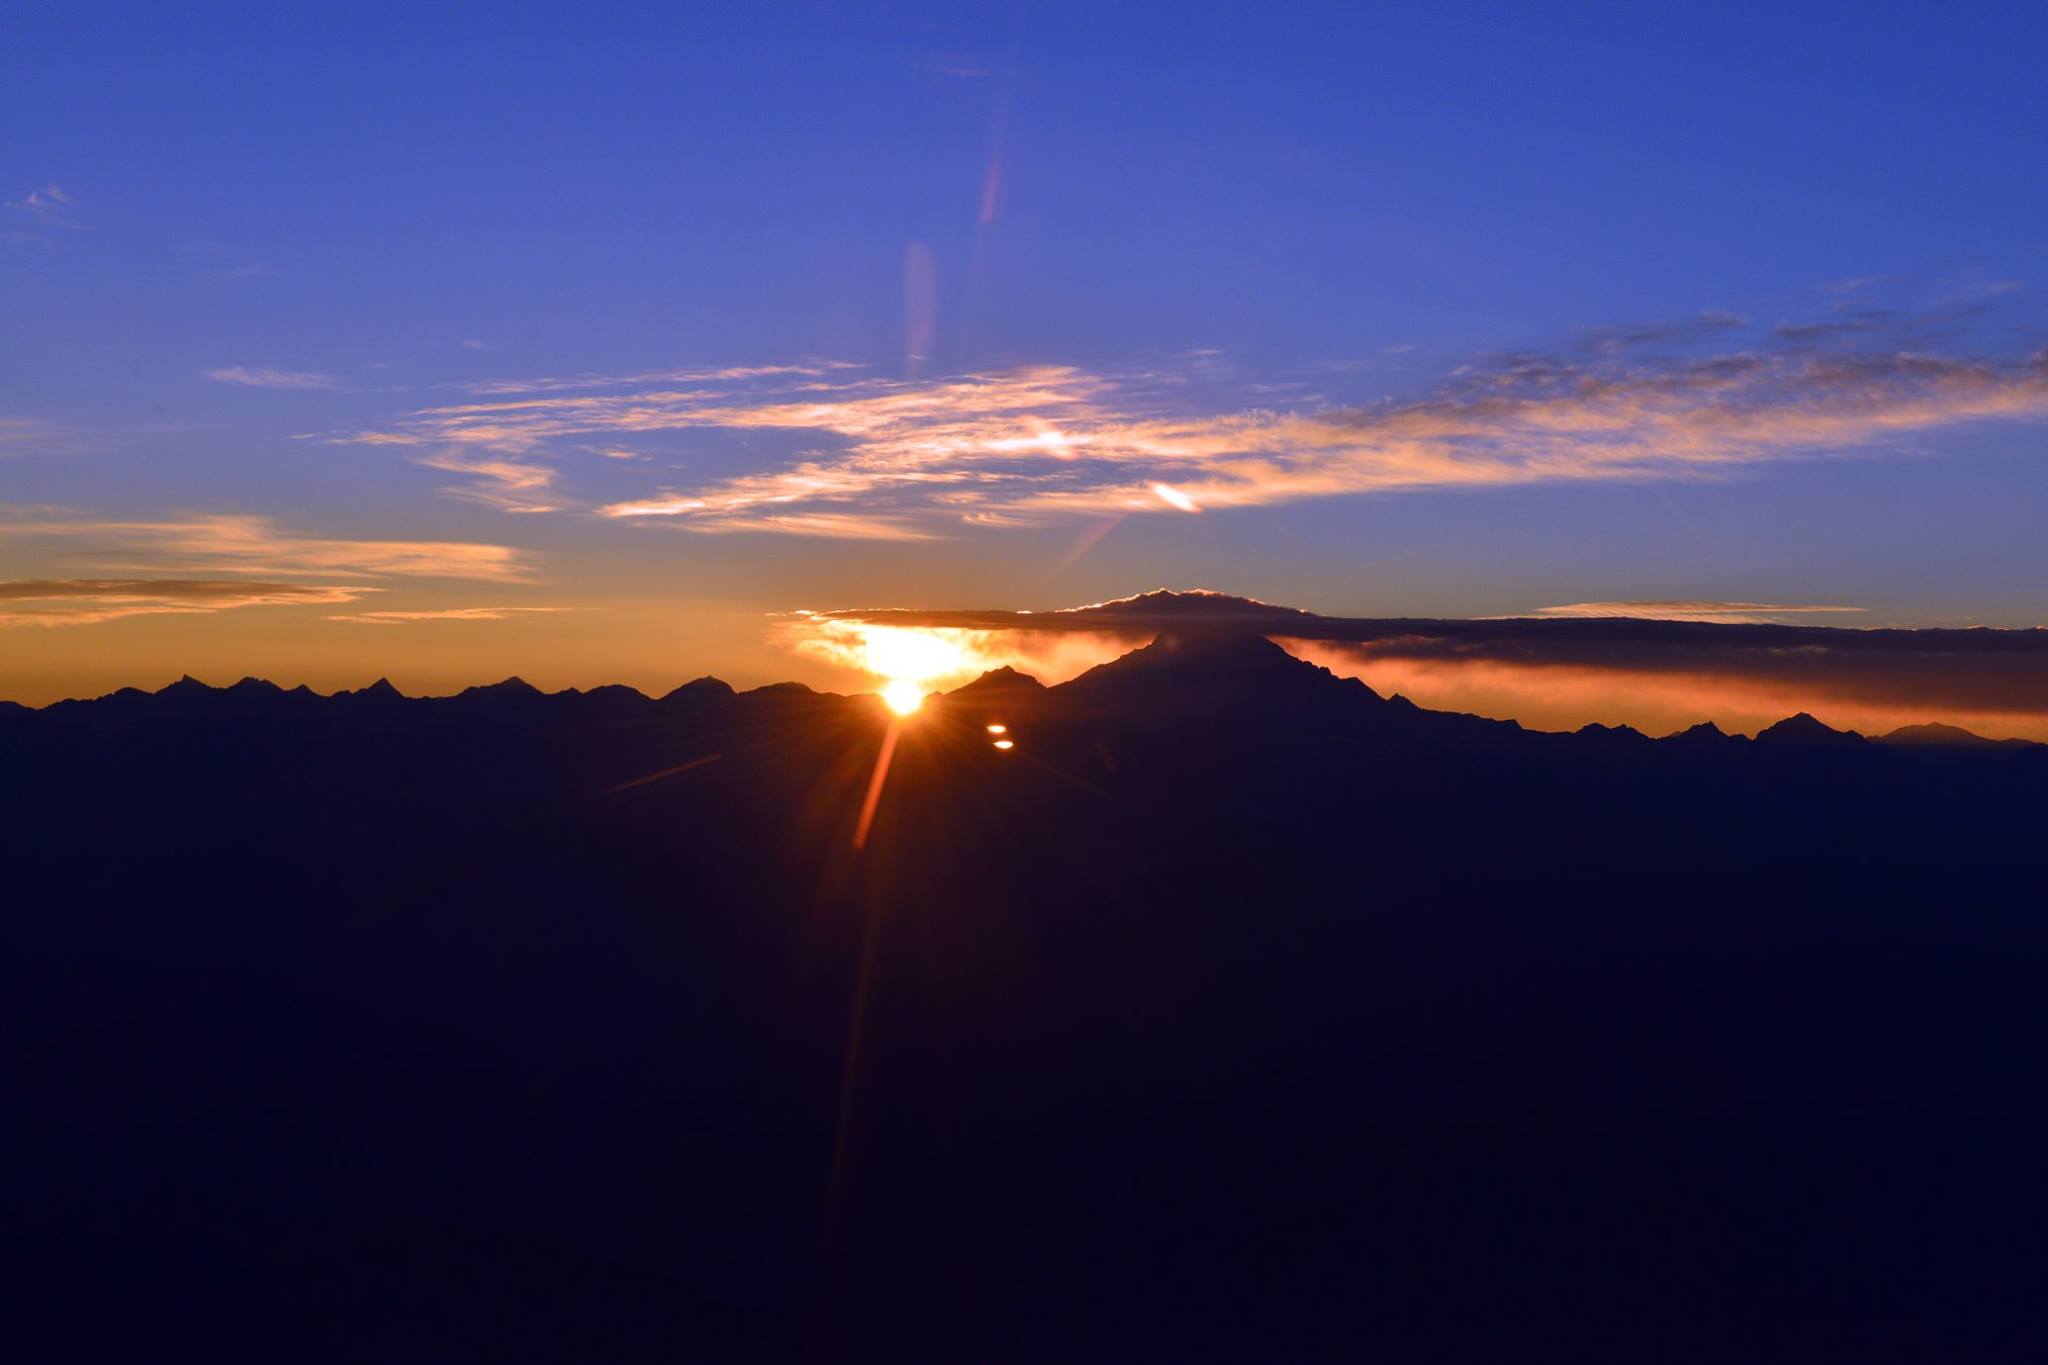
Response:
880,678,925,716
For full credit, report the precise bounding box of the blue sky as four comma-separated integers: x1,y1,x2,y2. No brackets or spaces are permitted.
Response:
4,2,2046,701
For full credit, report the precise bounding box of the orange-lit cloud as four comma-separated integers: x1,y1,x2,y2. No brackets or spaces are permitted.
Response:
328,606,569,625
1528,601,1867,625
0,578,372,627
1286,641,2048,744
411,450,559,513
329,325,2048,533
0,513,530,581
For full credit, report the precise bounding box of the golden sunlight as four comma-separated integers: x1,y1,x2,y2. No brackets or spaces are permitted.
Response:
880,678,925,715
774,615,1139,704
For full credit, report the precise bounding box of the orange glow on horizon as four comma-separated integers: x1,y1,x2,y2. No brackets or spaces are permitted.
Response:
776,616,1135,700
1279,638,2048,743
880,678,924,715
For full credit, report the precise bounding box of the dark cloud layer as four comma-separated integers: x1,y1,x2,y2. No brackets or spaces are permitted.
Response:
819,592,2048,735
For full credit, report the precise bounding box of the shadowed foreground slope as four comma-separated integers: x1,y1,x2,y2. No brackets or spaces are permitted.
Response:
6,631,2048,1361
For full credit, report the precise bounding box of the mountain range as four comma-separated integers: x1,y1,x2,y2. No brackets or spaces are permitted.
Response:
7,621,2048,1360
5,620,2036,753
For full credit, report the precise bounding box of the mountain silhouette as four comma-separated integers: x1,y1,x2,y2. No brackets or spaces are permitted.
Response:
833,592,2048,744
662,675,737,703
1754,710,1866,747
947,664,1046,697
337,676,406,703
1879,720,2028,749
458,674,545,700
1061,626,1378,716
6,631,2048,1361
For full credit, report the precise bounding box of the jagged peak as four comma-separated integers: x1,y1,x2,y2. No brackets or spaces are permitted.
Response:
948,665,1046,696
1064,627,1322,680
460,676,543,700
1662,720,1739,743
1058,628,1382,709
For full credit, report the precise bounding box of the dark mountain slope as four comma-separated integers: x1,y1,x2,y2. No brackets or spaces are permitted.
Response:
4,639,2048,1361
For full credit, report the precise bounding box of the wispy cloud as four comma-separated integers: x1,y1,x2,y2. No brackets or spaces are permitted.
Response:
1577,310,1748,353
456,361,857,398
5,184,84,243
921,54,994,79
0,418,59,453
1773,312,1895,343
1529,601,1867,626
327,606,568,625
323,309,2048,537
204,365,337,390
11,184,69,212
411,451,559,513
0,578,371,628
614,509,936,540
0,512,529,581
5,184,75,221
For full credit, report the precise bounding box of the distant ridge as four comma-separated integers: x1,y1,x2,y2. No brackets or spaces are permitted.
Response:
1755,712,1866,747
1663,720,1744,748
814,588,2048,749
662,677,736,703
1,641,2041,753
1575,722,1650,743
946,666,1048,701
340,677,406,702
1878,721,2030,750
457,677,547,705
1060,627,1380,718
